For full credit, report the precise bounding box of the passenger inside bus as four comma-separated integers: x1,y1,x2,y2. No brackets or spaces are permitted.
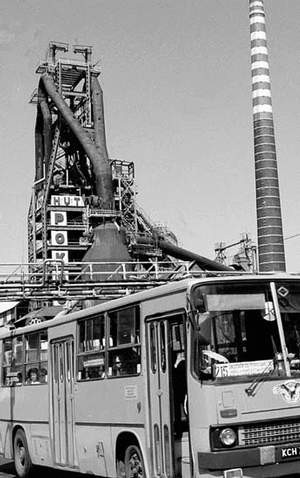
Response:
40,368,48,383
172,352,188,436
111,348,140,376
26,368,40,384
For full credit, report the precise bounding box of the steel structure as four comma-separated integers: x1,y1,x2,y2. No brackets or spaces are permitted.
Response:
2,2,290,324
28,42,152,266
0,261,286,303
214,234,258,272
27,42,229,276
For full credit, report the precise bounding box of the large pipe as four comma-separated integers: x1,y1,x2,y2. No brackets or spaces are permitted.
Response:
249,0,286,272
136,236,232,271
38,80,52,174
91,77,113,204
91,78,110,162
41,73,113,208
34,107,44,183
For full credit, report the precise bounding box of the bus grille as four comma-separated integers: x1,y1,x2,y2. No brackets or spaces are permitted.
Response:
239,420,300,447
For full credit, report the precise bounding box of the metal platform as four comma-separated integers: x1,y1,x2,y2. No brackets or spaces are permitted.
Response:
0,260,200,301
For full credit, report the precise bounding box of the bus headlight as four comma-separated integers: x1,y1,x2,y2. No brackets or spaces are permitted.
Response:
219,428,237,447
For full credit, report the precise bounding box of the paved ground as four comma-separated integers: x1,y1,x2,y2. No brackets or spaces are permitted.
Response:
0,459,300,478
0,459,87,477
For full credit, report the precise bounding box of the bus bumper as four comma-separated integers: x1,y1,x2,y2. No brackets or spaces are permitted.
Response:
198,441,300,471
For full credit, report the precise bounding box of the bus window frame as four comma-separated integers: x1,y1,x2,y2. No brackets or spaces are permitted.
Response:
107,305,141,378
76,304,141,381
1,329,49,387
77,313,106,381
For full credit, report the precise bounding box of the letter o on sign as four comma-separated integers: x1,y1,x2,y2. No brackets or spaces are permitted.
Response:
55,233,66,245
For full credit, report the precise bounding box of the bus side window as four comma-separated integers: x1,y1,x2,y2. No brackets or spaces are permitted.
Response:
108,348,141,377
108,306,141,377
40,331,48,382
3,339,13,386
24,331,48,385
77,315,105,380
2,337,24,386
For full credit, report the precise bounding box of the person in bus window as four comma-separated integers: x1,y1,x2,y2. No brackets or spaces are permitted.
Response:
27,368,40,384
40,368,48,383
16,372,23,385
112,355,122,376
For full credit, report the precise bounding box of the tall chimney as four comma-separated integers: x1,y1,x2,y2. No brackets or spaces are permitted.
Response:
249,0,286,272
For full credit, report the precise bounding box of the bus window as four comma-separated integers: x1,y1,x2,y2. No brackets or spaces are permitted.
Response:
40,331,48,383
150,323,157,373
108,348,141,377
109,307,139,346
13,336,24,385
3,339,13,386
160,322,166,373
2,337,24,386
25,331,48,384
77,315,105,380
191,283,281,380
108,306,141,377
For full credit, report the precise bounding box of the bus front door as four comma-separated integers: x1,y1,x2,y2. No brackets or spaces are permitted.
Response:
147,314,186,478
51,337,77,467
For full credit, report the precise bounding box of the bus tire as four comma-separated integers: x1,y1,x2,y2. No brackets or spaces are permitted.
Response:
124,444,145,478
13,429,32,478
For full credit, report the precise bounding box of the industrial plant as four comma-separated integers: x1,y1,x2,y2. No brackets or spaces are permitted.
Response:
0,0,288,325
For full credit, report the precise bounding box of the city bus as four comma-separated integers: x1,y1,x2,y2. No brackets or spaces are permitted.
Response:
1,273,300,478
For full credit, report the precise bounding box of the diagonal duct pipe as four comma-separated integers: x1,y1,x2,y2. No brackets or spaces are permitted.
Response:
92,78,110,163
249,0,286,272
41,73,113,208
135,236,232,272
34,81,52,183
38,80,52,174
34,107,44,183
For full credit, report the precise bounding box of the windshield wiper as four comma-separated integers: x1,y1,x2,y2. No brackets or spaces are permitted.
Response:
245,360,275,397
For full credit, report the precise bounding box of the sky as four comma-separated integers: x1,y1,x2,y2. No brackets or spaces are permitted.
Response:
0,0,300,271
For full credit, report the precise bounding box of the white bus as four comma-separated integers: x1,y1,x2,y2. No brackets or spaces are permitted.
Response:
1,274,300,478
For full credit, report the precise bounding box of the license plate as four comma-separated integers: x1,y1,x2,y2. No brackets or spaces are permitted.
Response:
280,446,300,459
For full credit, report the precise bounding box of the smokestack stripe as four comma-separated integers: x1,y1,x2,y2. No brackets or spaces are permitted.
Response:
249,0,286,271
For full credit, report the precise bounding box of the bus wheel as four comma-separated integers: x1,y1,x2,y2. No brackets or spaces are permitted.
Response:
124,445,145,478
13,429,32,478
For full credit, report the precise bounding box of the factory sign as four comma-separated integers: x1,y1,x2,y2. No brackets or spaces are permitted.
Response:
51,251,69,262
51,195,84,207
50,211,67,226
51,230,68,246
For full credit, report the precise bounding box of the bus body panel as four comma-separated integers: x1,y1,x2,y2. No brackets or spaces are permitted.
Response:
0,386,50,464
74,378,146,476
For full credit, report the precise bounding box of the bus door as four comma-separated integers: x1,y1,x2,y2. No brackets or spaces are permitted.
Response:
146,314,187,478
50,337,76,467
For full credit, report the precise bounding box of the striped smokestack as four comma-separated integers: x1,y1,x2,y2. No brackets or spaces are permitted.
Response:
249,0,286,272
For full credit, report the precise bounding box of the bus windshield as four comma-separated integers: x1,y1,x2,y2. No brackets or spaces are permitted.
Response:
191,280,300,380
